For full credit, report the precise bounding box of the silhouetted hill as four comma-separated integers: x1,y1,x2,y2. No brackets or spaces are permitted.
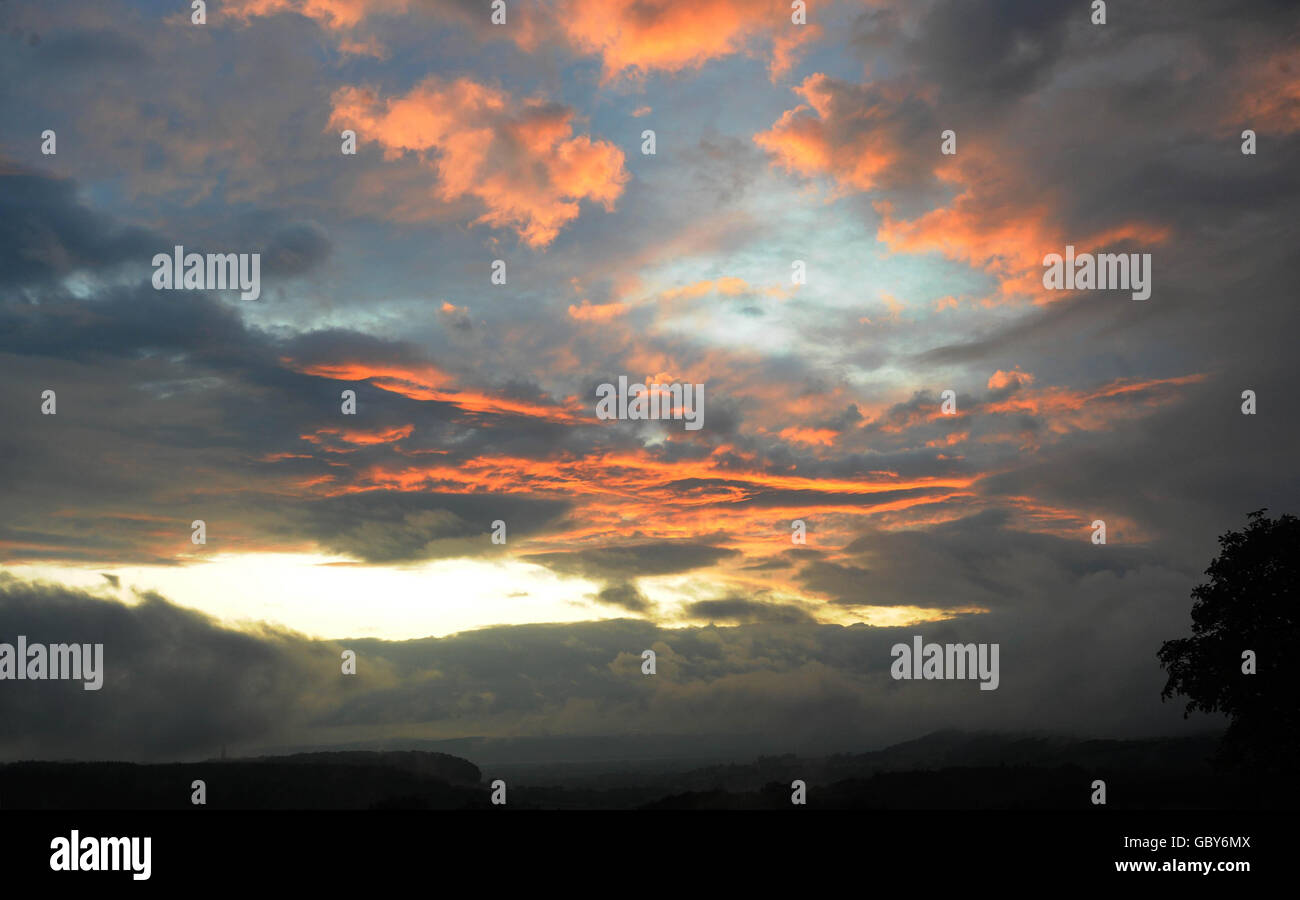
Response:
629,731,1298,810
503,730,1298,809
665,729,1228,792
258,732,778,766
0,750,484,810
255,750,481,784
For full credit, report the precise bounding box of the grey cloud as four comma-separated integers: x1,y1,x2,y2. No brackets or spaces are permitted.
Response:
681,596,817,625
910,0,1074,103
0,575,339,761
524,542,741,581
799,512,1156,610
290,492,572,564
595,582,654,614
30,28,149,68
0,167,157,288
261,220,332,278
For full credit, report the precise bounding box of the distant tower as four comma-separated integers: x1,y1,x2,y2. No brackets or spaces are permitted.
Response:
220,744,227,761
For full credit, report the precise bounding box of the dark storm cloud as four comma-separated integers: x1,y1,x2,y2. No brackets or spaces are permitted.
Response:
0,575,340,761
277,327,433,373
974,374,1300,569
912,291,1108,367
909,0,1074,103
261,220,332,278
740,548,825,571
681,595,817,625
798,512,1155,610
0,167,156,288
0,522,170,566
0,281,254,365
867,0,1297,114
595,581,654,614
524,542,741,580
286,492,572,564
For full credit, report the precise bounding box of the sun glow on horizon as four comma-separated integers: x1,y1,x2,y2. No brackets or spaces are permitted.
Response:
5,554,618,641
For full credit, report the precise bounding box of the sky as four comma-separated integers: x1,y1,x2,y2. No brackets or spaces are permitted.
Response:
1,0,1298,761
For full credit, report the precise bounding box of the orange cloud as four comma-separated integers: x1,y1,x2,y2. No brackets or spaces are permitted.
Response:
568,300,628,322
284,440,877,501
224,0,410,31
661,277,751,301
875,149,1171,303
770,23,822,80
987,368,1034,391
778,426,838,446
1001,496,1151,544
558,0,810,81
229,0,817,81
862,372,1204,449
328,78,628,246
755,74,927,194
336,34,389,58
284,358,585,423
301,424,415,447
272,447,981,592
925,431,968,448
1233,47,1300,135
983,374,1207,433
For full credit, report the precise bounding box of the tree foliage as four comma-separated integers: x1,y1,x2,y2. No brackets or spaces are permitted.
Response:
1158,510,1300,772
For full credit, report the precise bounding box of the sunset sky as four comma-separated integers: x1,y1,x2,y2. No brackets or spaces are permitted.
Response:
1,0,1298,761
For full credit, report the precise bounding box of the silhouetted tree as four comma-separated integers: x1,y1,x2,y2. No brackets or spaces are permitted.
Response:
1158,510,1300,774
